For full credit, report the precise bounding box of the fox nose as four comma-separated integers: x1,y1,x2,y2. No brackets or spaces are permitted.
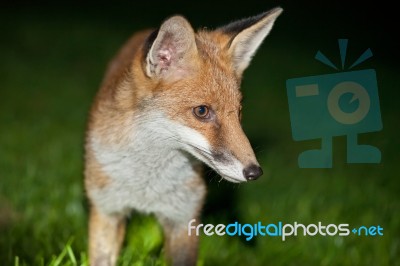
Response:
243,164,263,181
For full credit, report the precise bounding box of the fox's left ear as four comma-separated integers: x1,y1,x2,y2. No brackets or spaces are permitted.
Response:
219,7,283,76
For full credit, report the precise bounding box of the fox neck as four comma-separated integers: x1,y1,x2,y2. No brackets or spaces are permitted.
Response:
89,110,205,219
92,110,198,184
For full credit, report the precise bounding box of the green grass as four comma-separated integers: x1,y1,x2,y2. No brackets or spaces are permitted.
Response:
1,7,399,266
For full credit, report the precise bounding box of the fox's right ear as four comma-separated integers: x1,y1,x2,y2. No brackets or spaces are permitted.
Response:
145,16,198,81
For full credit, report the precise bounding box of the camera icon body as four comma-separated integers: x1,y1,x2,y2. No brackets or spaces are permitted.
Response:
286,69,382,168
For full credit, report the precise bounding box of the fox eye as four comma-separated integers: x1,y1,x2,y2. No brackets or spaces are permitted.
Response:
193,105,210,120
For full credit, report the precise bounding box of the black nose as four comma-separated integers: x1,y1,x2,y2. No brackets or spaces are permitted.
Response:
243,164,263,181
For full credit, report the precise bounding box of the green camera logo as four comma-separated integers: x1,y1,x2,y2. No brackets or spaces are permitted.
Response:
286,39,382,168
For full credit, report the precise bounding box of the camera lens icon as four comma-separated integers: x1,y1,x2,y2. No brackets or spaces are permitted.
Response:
327,81,370,125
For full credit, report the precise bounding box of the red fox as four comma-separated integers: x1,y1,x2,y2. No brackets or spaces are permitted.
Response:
85,7,282,266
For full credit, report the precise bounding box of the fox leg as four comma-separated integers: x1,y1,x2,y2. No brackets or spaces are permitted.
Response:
88,205,126,266
158,217,200,266
157,175,205,266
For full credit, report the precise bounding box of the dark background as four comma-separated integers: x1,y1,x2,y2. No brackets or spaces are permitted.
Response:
2,0,397,59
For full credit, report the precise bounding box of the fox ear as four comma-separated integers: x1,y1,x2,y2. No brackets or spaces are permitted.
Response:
220,8,283,76
145,16,198,80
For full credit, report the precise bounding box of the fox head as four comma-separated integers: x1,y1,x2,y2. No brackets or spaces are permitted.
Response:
132,8,282,183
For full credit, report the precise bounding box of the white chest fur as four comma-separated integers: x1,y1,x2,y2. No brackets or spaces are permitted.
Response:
89,111,206,223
